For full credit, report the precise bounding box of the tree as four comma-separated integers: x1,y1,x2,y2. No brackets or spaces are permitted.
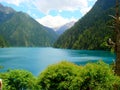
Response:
114,0,120,76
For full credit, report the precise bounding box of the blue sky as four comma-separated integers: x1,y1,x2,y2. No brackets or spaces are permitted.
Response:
0,0,97,28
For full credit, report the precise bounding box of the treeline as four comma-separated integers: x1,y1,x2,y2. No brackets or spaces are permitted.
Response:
54,0,116,51
0,61,120,90
0,4,58,47
0,35,8,47
0,12,58,47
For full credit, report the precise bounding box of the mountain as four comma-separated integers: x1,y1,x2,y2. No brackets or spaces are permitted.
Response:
0,4,58,47
56,21,76,35
54,0,116,50
0,4,15,24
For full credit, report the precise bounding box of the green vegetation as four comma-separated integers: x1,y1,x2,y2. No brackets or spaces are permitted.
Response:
0,4,58,47
0,35,8,47
0,70,38,90
0,61,120,90
37,61,120,90
79,62,116,90
54,0,116,50
37,61,80,90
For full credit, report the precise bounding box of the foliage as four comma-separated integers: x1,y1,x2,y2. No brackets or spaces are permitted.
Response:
54,0,115,50
37,61,119,90
0,69,37,90
0,35,8,47
78,61,116,90
0,4,58,47
0,61,120,90
37,61,81,90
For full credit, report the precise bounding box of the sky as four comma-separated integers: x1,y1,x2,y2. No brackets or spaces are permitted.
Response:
0,0,97,28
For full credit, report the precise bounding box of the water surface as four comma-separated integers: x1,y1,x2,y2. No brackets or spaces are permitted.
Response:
0,47,115,76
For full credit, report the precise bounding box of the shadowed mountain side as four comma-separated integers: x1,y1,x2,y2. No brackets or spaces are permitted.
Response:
54,0,117,50
0,4,58,47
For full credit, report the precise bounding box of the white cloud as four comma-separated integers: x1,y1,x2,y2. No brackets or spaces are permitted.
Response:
88,0,97,1
33,0,89,14
0,0,97,16
81,6,92,15
0,0,25,6
0,0,97,27
32,0,97,16
36,15,77,28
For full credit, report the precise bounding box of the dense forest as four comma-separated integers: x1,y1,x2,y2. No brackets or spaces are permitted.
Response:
54,0,117,50
0,4,58,47
0,35,8,47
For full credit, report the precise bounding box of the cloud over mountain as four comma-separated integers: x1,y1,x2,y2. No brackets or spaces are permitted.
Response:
36,15,77,28
0,0,96,15
0,0,96,28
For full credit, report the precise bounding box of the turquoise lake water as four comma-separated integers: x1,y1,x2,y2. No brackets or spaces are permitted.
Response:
0,47,115,76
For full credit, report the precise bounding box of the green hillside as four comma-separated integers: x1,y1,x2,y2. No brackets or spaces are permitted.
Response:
0,4,58,47
0,35,8,47
54,0,116,50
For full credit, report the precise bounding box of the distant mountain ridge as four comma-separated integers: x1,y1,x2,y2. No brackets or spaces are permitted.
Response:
0,4,58,47
56,21,76,35
0,4,15,24
54,0,117,50
0,4,15,13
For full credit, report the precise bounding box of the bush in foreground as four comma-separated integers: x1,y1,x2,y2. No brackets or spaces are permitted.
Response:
37,61,81,90
37,61,119,90
78,61,116,90
0,69,37,90
0,61,120,90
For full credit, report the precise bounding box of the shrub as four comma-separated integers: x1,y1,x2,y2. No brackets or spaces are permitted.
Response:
0,69,37,90
38,61,119,90
0,61,119,90
37,61,82,90
78,61,116,90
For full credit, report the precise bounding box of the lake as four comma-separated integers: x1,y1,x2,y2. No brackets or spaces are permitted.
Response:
0,47,115,76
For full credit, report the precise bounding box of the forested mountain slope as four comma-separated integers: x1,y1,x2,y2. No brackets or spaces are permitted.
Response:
0,4,58,47
54,0,117,50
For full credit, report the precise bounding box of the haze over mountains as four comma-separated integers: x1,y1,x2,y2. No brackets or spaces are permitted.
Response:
0,4,58,47
56,21,76,35
54,0,116,50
